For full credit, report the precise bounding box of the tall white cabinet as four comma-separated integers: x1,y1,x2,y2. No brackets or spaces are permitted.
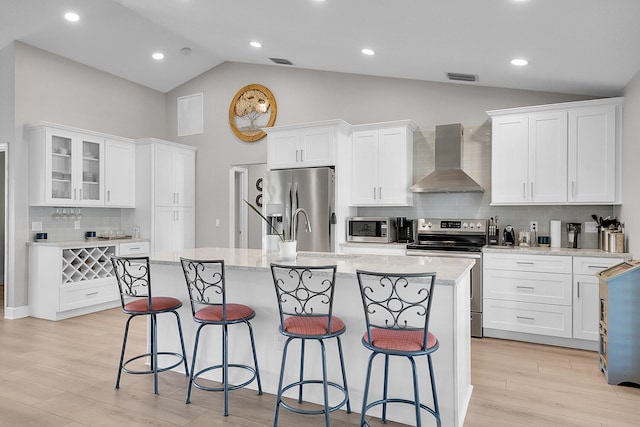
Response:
351,120,416,206
133,138,197,253
488,97,622,205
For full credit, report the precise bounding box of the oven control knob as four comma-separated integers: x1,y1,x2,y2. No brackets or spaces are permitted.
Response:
476,222,483,230
469,223,475,229
462,222,468,229
425,221,432,229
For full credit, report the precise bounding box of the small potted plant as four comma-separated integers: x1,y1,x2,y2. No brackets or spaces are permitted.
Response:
244,200,297,260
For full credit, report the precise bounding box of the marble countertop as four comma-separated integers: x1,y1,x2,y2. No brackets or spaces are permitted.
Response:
149,247,474,285
482,245,632,258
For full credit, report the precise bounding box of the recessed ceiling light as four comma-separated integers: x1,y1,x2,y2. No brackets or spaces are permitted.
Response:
152,52,165,60
510,58,529,66
361,48,375,56
64,12,80,22
249,41,262,48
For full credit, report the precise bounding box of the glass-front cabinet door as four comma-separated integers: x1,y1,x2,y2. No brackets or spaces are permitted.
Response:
45,128,104,206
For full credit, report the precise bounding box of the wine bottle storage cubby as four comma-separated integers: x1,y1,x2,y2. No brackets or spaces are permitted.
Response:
62,245,116,284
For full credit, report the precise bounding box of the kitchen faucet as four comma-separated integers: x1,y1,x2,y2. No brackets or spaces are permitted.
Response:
291,208,312,241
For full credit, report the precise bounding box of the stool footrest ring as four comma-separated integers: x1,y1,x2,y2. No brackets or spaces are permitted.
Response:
192,363,260,393
278,379,349,415
122,351,187,375
362,398,439,426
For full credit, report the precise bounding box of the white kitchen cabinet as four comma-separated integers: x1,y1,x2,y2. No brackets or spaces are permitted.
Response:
568,106,617,203
153,142,195,207
29,122,136,208
351,120,416,206
30,124,105,206
488,97,623,205
572,256,622,341
153,207,195,253
133,138,197,253
483,253,573,338
265,119,351,170
105,138,135,207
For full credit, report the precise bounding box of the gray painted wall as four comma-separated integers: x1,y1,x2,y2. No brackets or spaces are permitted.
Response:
619,70,640,255
165,62,613,250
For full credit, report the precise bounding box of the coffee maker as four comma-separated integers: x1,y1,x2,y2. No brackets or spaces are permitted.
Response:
566,223,582,248
503,225,516,246
396,217,413,243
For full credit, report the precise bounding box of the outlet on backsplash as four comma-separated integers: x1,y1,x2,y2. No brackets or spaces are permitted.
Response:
529,221,538,232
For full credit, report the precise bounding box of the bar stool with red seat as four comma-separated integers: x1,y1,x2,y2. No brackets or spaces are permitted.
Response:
111,256,189,395
180,258,262,416
356,270,440,427
270,263,351,426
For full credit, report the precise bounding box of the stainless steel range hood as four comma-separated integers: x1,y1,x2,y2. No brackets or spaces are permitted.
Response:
411,123,484,193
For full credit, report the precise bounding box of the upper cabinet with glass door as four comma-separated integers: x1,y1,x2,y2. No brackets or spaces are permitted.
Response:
29,123,110,206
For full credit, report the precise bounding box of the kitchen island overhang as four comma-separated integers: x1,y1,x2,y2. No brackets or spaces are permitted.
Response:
147,248,474,427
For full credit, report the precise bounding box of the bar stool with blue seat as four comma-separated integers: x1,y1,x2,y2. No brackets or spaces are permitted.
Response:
111,256,189,395
180,258,262,416
356,269,440,427
270,263,351,426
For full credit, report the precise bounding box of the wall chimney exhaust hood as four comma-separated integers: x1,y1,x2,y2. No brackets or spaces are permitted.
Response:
410,123,484,193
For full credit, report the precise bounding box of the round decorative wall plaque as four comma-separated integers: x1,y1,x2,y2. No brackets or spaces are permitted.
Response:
228,84,277,142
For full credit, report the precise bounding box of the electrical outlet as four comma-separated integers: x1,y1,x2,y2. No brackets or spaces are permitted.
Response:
74,221,81,229
215,219,221,228
530,221,538,232
585,221,598,233
31,221,43,231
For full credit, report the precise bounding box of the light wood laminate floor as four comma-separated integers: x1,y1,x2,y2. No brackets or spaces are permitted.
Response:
1,307,639,426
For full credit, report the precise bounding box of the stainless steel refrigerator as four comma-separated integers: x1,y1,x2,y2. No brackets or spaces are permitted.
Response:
263,167,335,252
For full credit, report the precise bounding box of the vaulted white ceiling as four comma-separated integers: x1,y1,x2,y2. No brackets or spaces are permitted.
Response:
2,0,639,96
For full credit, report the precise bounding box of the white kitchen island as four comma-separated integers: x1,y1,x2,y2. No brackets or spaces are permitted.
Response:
148,248,474,427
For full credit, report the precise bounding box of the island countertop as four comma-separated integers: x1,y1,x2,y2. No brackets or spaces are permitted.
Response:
147,247,474,426
149,247,474,285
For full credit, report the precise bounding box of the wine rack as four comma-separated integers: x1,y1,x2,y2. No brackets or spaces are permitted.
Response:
62,246,116,284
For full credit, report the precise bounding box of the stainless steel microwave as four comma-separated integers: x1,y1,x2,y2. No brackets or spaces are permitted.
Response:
346,217,396,243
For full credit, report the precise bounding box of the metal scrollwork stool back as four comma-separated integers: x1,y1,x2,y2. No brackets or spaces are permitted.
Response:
111,256,189,395
180,258,262,416
270,263,351,426
356,270,441,427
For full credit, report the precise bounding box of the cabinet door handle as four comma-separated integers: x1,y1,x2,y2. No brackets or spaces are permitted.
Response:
74,188,77,200
107,190,110,202
176,193,180,204
379,187,382,200
300,149,304,162
530,182,534,198
577,282,581,298
176,210,179,221
373,187,377,200
522,182,526,198
295,149,300,162
517,316,535,321
79,189,83,200
572,181,576,198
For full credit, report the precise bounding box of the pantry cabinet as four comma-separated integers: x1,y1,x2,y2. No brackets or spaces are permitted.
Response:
487,97,622,205
133,138,197,253
265,119,351,170
29,122,136,208
351,120,416,206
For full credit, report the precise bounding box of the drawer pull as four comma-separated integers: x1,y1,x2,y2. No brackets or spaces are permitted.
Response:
127,247,142,251
516,261,535,265
516,285,535,290
85,292,99,296
587,265,608,270
516,316,535,321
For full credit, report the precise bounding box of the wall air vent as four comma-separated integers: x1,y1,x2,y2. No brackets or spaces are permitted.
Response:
447,72,478,82
270,57,294,65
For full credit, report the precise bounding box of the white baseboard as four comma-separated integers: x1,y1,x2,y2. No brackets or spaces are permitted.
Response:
4,305,29,319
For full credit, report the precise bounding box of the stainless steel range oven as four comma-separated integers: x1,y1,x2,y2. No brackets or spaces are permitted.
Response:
406,218,486,338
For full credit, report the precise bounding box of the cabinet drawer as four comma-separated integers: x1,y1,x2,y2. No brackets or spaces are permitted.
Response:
119,241,150,256
483,299,572,338
573,256,623,275
484,253,572,273
59,280,118,312
483,270,572,305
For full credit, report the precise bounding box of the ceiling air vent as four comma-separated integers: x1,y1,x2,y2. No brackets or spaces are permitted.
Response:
447,72,478,82
270,57,294,65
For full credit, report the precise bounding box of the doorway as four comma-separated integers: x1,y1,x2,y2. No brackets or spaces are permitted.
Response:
229,163,266,249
